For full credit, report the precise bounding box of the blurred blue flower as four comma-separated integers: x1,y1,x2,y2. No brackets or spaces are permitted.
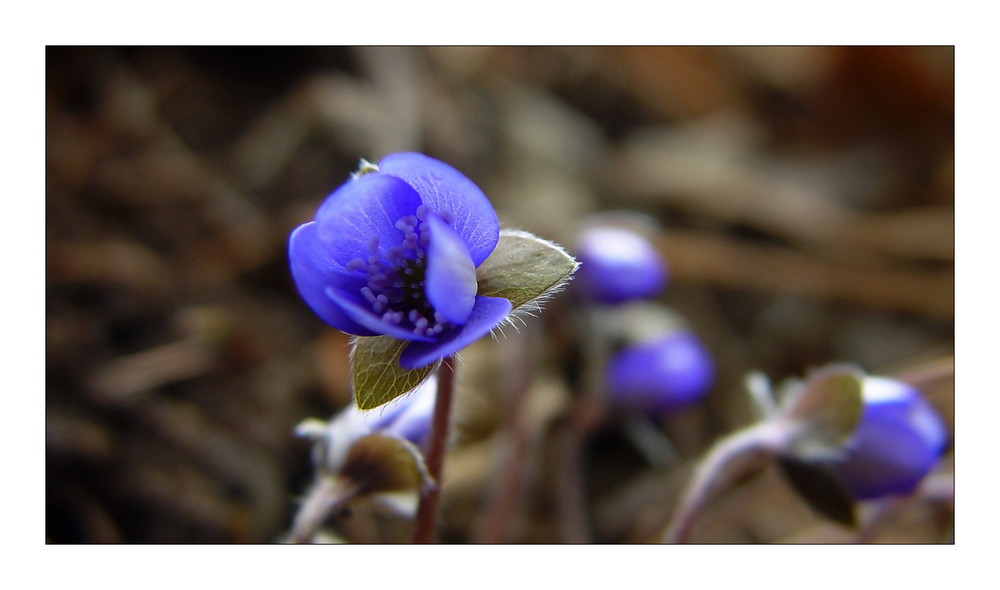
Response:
605,331,714,415
312,375,438,473
575,225,667,304
833,376,948,500
293,376,439,521
289,153,512,369
360,375,437,446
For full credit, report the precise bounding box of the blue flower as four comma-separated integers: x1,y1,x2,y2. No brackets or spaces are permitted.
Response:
833,376,948,500
605,331,715,415
575,224,667,304
289,153,513,370
293,376,438,524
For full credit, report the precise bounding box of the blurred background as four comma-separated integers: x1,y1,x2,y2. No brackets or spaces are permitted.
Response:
46,46,953,543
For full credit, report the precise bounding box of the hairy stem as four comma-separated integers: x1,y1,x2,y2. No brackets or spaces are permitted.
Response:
289,475,359,543
412,355,457,543
662,422,781,543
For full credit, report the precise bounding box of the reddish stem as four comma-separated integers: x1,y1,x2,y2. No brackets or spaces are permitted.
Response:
411,356,457,543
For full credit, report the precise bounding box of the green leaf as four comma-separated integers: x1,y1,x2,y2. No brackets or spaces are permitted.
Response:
476,229,579,311
780,364,864,460
351,336,438,410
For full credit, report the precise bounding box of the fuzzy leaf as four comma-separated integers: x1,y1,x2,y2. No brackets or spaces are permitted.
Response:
352,336,438,410
476,229,579,311
781,365,864,459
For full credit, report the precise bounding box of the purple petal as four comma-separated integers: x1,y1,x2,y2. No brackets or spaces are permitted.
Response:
381,376,438,446
324,288,435,342
834,377,948,500
425,214,477,325
859,377,949,454
378,152,499,266
359,401,407,432
836,419,933,500
314,173,423,265
399,296,512,369
289,221,380,336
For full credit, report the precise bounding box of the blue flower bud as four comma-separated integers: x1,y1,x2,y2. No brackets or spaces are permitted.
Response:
605,331,714,415
311,376,438,474
575,225,667,304
833,376,948,500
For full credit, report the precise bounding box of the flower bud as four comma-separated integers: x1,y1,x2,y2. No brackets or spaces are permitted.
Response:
605,331,714,415
575,224,667,304
833,376,948,500
301,375,438,475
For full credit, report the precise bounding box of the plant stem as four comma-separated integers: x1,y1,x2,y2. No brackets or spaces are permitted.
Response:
289,475,358,543
411,355,457,543
662,422,780,543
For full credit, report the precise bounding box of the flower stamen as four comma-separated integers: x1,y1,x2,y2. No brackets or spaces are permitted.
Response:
342,209,459,337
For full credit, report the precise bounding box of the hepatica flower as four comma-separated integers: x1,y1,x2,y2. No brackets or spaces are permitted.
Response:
832,376,948,500
605,330,715,415
744,366,948,523
299,375,438,481
290,153,578,409
575,219,667,304
290,153,506,367
664,365,949,539
291,377,439,537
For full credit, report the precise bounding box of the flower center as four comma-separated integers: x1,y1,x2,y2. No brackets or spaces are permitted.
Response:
345,205,457,338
